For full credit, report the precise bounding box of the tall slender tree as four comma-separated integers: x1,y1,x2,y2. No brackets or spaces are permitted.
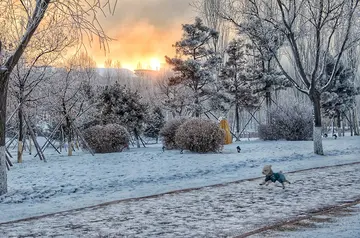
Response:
321,60,360,134
219,39,259,139
166,17,221,117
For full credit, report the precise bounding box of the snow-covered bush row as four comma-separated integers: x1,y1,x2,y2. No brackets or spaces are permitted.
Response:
83,124,130,153
258,124,279,140
259,105,313,141
159,118,187,149
175,118,225,153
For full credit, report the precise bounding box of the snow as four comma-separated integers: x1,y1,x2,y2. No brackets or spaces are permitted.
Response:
257,204,360,238
1,136,360,237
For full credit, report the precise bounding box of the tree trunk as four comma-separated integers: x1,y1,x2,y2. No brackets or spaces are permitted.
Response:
194,91,200,118
265,60,272,125
62,101,73,156
265,87,272,125
29,134,32,155
336,110,341,137
17,86,24,163
311,92,324,155
353,108,360,136
60,126,64,152
66,123,72,157
75,135,79,150
17,141,23,163
235,103,240,141
349,111,353,136
0,74,9,195
0,145,5,196
134,128,141,148
194,102,200,117
67,133,73,156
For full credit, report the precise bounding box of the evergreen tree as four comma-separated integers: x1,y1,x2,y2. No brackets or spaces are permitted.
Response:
166,17,221,117
321,60,360,133
156,76,193,117
97,82,149,148
240,17,290,124
219,39,259,139
144,106,165,143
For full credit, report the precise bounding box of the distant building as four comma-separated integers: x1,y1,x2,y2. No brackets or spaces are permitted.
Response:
134,69,160,80
96,67,135,78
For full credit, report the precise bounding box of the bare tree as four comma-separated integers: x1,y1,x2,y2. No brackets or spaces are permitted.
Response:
220,0,360,155
77,52,98,85
0,0,116,195
44,54,99,156
155,74,193,118
10,59,54,163
192,0,232,56
8,27,74,163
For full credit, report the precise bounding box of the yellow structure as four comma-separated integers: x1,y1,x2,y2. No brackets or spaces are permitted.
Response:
220,119,232,145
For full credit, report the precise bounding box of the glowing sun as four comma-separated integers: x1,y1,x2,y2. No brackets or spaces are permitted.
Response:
150,58,161,70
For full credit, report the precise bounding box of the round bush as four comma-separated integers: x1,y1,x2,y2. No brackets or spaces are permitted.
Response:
175,118,225,153
159,118,187,149
83,124,130,153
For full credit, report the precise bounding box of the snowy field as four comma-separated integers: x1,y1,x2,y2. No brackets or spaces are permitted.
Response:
1,158,360,237
1,135,360,226
257,204,360,238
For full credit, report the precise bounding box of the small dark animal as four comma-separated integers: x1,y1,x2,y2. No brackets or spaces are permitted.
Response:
259,165,291,189
333,134,338,139
323,133,328,138
236,146,241,153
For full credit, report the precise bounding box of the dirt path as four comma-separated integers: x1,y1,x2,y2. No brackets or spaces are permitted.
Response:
236,199,360,237
1,162,360,237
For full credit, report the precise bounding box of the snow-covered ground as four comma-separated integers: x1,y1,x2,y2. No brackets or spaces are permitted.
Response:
257,204,360,238
1,160,360,237
1,136,360,235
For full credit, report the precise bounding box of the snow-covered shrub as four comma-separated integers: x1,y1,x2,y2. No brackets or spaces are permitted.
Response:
258,124,279,141
83,124,130,153
258,105,313,141
279,110,313,141
143,107,165,143
175,118,225,153
97,83,149,137
159,118,187,149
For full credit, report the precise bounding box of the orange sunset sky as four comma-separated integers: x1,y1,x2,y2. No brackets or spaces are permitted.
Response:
87,0,196,71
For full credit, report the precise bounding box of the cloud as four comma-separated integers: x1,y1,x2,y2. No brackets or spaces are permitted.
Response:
87,0,195,70
107,0,194,29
